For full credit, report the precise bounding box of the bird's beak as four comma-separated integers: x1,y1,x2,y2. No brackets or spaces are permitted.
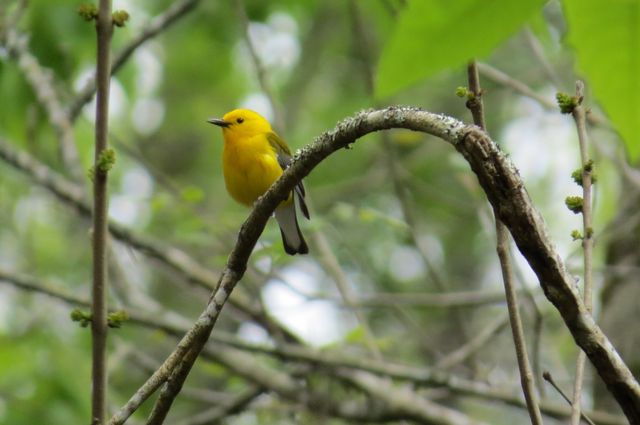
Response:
207,118,230,128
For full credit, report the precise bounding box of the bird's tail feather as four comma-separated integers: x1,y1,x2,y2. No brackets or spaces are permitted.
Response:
275,202,308,255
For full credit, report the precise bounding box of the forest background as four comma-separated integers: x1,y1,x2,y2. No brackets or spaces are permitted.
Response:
1,0,639,424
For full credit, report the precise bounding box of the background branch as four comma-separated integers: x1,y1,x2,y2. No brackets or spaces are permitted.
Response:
476,62,608,127
2,28,82,179
233,0,284,131
466,61,543,424
0,267,626,425
69,0,201,122
544,372,596,425
173,386,263,425
569,81,595,424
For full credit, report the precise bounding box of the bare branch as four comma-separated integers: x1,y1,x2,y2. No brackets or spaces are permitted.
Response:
452,112,639,420
570,81,595,425
311,228,383,359
0,268,88,306
173,386,263,425
435,312,510,369
69,0,201,121
476,62,608,127
466,60,543,425
523,27,562,88
337,368,490,425
0,267,626,425
347,288,539,308
543,372,596,425
91,1,114,423
2,29,82,179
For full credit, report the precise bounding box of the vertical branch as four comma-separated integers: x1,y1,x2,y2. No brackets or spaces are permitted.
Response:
466,61,543,425
495,222,544,425
466,63,487,129
570,80,594,425
92,1,114,424
510,249,546,398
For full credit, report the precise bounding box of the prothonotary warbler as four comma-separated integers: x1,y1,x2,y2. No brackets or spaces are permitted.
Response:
208,109,309,255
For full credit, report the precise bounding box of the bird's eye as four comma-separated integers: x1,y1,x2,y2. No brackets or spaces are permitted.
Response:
236,117,244,124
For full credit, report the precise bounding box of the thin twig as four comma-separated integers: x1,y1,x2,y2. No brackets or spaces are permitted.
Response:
2,29,82,180
435,312,510,369
466,60,543,425
477,61,640,201
311,229,383,359
496,221,544,425
570,80,595,425
174,386,263,425
523,27,562,88
0,268,89,306
322,287,540,308
476,62,608,127
233,0,284,131
544,372,596,425
336,368,489,425
466,62,488,129
69,0,201,122
510,249,546,398
91,2,114,423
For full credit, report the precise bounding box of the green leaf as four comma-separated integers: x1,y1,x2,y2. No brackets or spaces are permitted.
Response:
375,0,545,98
344,326,366,344
563,0,640,160
181,185,205,203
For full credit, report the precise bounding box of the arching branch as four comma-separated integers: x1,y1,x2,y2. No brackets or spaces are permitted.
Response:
107,106,639,424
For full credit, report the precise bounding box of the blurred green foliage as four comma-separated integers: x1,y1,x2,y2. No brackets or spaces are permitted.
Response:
376,0,546,97
0,0,636,423
563,0,640,160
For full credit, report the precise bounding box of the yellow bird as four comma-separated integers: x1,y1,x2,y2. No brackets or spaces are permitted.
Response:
208,109,309,255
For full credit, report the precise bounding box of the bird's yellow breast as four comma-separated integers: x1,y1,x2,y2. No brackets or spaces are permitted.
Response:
222,132,285,207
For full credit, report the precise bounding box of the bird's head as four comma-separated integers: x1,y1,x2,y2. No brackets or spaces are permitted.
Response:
208,109,272,138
